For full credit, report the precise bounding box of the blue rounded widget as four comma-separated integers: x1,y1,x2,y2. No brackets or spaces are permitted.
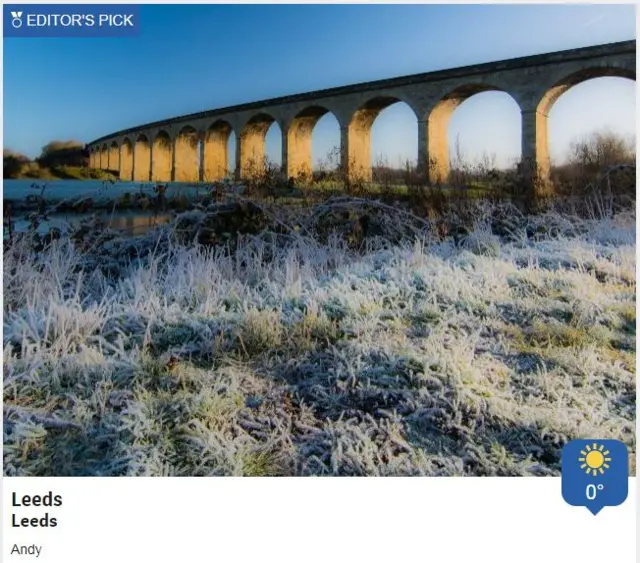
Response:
561,439,629,515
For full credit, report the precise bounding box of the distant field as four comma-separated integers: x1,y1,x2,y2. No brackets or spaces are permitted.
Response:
3,201,635,476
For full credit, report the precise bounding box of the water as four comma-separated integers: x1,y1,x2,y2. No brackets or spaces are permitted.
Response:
2,180,195,238
2,179,250,238
2,179,206,204
7,210,173,237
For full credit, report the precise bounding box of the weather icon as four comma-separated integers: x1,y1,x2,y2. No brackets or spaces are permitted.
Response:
562,439,629,515
578,442,611,476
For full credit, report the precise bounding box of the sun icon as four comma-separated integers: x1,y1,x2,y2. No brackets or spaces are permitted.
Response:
578,443,611,476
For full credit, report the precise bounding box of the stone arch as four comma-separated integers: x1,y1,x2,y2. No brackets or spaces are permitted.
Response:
174,125,200,182
108,141,119,172
537,66,636,116
286,105,341,179
530,66,636,176
120,138,133,181
133,134,151,182
265,121,282,171
239,112,279,179
346,96,419,181
447,91,522,173
100,144,108,169
425,84,520,183
203,119,234,181
312,112,341,178
152,130,173,182
370,101,420,181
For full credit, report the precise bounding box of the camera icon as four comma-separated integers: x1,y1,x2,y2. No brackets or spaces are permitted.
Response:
11,11,23,28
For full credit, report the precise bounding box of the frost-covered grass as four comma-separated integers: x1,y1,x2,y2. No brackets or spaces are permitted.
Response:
3,205,636,476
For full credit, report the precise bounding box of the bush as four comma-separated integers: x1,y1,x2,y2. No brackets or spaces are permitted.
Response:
552,130,636,208
568,130,635,172
3,149,30,179
3,156,25,179
37,140,88,169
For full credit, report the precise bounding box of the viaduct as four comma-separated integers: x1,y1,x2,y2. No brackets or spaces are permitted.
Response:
87,40,635,191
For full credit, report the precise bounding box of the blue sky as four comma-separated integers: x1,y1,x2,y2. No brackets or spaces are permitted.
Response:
3,3,636,168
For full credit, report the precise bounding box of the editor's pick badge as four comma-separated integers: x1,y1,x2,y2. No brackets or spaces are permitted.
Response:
562,439,629,515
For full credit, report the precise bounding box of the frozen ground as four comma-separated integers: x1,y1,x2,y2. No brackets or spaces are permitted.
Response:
2,205,636,476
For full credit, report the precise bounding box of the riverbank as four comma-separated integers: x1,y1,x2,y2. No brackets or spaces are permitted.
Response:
5,165,118,182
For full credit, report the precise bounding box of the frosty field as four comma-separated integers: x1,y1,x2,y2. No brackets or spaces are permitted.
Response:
2,201,636,476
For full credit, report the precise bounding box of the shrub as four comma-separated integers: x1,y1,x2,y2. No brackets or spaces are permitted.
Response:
552,130,636,206
37,140,87,169
3,149,30,179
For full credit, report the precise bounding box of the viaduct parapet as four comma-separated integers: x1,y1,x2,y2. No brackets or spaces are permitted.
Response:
87,40,636,190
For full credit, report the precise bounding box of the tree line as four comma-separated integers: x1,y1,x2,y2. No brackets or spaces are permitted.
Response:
4,141,88,179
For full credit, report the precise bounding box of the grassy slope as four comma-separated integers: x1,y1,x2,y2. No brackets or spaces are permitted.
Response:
2,208,636,476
